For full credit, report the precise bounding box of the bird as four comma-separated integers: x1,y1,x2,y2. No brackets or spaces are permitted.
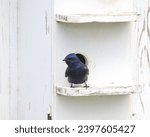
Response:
63,53,89,88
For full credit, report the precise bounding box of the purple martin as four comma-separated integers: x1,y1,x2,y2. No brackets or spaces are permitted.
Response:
63,53,89,88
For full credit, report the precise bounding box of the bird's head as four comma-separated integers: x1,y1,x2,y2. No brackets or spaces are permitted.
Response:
63,53,81,67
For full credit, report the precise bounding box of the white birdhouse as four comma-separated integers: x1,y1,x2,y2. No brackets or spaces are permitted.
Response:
53,0,142,119
1,0,150,120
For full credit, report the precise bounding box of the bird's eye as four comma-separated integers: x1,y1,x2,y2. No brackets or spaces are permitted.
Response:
68,57,72,60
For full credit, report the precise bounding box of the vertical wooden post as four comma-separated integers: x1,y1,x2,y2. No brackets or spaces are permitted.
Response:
17,0,53,119
139,0,150,119
0,0,18,119
131,0,150,119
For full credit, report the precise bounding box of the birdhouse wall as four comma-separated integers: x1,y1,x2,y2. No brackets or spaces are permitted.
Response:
55,0,135,14
53,0,140,120
55,23,138,87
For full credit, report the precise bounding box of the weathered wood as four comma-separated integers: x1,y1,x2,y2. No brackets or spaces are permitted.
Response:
56,85,142,96
138,0,150,119
17,0,53,119
0,0,18,119
130,0,150,120
56,12,140,23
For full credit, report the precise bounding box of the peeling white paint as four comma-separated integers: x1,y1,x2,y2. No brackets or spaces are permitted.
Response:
56,85,142,96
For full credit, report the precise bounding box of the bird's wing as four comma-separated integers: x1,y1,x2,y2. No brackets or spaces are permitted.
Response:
65,68,69,77
84,65,89,75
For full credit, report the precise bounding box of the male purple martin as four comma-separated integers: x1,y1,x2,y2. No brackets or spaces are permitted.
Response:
63,53,89,88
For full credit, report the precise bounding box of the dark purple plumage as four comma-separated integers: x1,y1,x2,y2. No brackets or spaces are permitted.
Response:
63,53,89,88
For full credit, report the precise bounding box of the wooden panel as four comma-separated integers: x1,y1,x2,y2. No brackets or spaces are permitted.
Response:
130,0,150,119
137,0,150,119
56,85,141,96
55,0,135,14
56,12,139,23
0,0,18,119
0,0,54,120
17,0,53,119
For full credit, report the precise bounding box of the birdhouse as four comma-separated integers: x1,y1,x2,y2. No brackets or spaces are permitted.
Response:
53,0,142,119
1,0,150,120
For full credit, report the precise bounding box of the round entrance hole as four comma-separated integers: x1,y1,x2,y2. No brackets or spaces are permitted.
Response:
76,53,87,65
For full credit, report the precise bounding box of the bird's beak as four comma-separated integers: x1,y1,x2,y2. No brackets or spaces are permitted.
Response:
63,58,70,62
